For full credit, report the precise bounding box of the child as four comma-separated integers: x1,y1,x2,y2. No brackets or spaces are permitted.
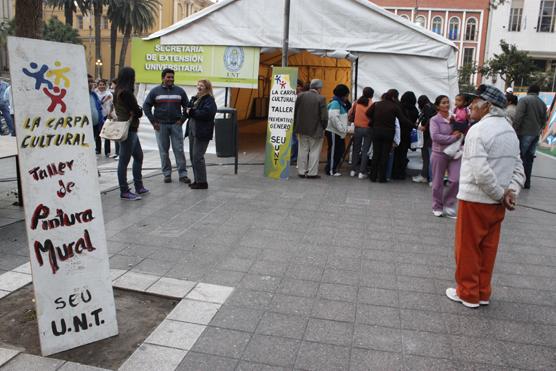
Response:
451,94,470,134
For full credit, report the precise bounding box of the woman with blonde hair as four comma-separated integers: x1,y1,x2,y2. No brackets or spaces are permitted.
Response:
186,79,217,189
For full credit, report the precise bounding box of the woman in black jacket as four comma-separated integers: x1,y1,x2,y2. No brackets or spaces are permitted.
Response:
412,95,437,183
114,67,146,201
186,79,217,189
392,91,418,180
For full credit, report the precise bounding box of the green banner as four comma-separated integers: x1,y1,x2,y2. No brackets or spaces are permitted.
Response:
264,67,298,179
131,38,260,88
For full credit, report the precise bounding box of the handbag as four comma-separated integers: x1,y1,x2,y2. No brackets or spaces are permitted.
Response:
99,119,131,142
443,136,463,158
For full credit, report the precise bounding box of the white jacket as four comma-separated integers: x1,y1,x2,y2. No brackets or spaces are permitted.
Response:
457,113,525,204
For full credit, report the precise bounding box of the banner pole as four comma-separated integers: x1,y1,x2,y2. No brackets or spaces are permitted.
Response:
282,0,291,67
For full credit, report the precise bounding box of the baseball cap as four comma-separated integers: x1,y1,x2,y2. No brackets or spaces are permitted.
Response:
506,87,513,94
469,84,507,108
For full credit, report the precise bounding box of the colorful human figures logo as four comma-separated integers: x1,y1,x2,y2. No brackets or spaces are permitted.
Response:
274,75,288,89
22,61,71,113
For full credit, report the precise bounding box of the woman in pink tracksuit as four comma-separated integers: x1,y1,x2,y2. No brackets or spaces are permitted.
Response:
429,95,463,218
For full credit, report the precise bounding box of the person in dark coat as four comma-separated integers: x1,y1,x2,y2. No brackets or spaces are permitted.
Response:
392,91,418,179
186,79,217,189
413,95,437,183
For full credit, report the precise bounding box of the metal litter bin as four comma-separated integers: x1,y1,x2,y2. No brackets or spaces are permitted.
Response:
214,107,238,174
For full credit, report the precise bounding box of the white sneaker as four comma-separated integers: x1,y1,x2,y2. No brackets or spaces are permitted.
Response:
445,288,479,308
333,172,342,177
358,173,367,179
480,300,490,305
350,170,357,177
432,210,443,217
428,182,433,187
443,207,457,219
412,175,428,183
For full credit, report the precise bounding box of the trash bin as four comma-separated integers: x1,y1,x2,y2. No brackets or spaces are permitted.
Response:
214,107,238,173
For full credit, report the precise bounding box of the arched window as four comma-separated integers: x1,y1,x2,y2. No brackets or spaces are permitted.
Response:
448,17,460,40
177,4,183,18
400,14,410,20
415,15,426,28
465,18,477,40
432,16,443,34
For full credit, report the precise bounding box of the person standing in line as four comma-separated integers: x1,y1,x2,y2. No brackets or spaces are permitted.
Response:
348,86,374,179
446,85,524,308
109,79,120,159
513,84,547,189
291,79,308,165
143,68,190,184
325,84,351,176
95,79,113,157
413,95,437,184
392,91,418,180
429,95,462,218
505,94,518,126
293,79,328,179
186,79,217,190
114,67,148,201
88,74,105,155
0,80,15,136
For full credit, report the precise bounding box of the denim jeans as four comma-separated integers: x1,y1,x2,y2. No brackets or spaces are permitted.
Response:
351,127,371,174
155,123,188,178
117,131,143,193
290,133,298,162
518,135,538,188
189,135,209,183
0,104,15,135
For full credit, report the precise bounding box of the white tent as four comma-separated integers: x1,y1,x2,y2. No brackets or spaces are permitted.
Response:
146,0,459,100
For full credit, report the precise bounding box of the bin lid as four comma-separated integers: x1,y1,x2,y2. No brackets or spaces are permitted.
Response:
217,107,237,114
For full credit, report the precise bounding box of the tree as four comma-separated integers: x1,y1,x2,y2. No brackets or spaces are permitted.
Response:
107,0,119,80
458,63,477,93
44,0,89,27
15,0,43,38
110,0,160,70
92,0,106,78
480,40,538,88
43,17,82,44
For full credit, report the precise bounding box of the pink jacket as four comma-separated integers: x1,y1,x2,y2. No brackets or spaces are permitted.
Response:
429,113,459,153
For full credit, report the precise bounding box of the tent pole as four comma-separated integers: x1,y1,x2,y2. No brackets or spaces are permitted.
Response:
282,0,290,67
354,57,359,100
225,87,229,107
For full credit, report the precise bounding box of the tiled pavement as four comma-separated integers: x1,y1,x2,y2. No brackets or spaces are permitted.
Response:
0,152,555,370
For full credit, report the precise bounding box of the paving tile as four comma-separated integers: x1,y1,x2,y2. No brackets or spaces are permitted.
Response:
402,355,457,371
146,277,196,298
167,299,221,325
285,263,323,281
191,327,251,358
202,269,245,286
186,282,234,304
249,260,288,276
312,299,355,322
225,289,274,309
145,319,205,350
131,259,174,276
304,318,353,346
1,353,64,371
119,343,186,371
326,256,361,272
489,319,556,346
398,291,441,311
294,341,350,371
0,289,10,299
358,287,399,307
401,309,446,333
359,271,398,290
256,311,307,339
350,348,403,371
353,324,402,352
175,352,237,371
499,341,556,370
317,282,357,302
239,274,281,292
0,271,32,292
58,362,111,370
397,275,437,294
11,262,31,275
270,294,316,316
443,313,491,337
277,278,319,297
402,330,452,359
0,347,20,367
109,268,127,281
112,271,159,292
449,335,505,366
242,335,300,367
356,303,400,328
321,268,359,286
210,305,264,332
236,361,289,371
108,254,144,270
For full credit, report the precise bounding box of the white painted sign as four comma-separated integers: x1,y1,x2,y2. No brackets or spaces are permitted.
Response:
7,37,118,356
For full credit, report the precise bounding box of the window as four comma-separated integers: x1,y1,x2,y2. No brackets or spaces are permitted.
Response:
537,0,556,32
101,16,109,30
400,14,410,20
463,48,475,66
77,15,84,30
432,16,443,34
448,17,460,40
415,15,426,28
465,18,477,40
508,0,524,31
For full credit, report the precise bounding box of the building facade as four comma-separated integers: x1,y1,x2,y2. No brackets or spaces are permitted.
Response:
484,0,556,90
0,0,14,74
373,0,491,85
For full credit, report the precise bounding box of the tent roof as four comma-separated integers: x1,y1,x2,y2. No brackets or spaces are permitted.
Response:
145,0,457,60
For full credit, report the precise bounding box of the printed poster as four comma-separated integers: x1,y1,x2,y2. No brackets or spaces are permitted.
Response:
7,36,118,356
264,67,298,179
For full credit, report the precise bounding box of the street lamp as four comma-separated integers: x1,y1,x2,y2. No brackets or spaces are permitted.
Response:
95,59,103,79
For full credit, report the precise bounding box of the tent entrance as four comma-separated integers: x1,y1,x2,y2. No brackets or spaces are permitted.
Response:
230,50,352,154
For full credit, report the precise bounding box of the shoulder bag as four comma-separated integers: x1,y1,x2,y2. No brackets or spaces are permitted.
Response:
99,118,131,142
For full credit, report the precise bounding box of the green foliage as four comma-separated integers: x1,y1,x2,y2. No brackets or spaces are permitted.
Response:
458,63,477,93
43,17,82,44
480,40,538,88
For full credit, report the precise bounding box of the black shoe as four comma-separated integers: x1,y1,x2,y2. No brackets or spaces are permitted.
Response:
298,174,306,179
179,176,191,184
164,176,172,183
306,175,321,179
190,182,208,189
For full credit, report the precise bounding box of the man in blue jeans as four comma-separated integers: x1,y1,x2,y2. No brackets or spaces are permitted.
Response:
514,84,547,189
143,68,190,184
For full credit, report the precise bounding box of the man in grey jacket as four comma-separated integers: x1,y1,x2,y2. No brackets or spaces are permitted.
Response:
143,68,190,184
293,79,328,178
514,84,547,189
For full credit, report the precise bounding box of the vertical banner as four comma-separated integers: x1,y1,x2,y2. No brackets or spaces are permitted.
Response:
7,37,118,356
264,67,298,179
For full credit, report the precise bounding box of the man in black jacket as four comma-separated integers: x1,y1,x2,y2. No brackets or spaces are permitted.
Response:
143,68,190,184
